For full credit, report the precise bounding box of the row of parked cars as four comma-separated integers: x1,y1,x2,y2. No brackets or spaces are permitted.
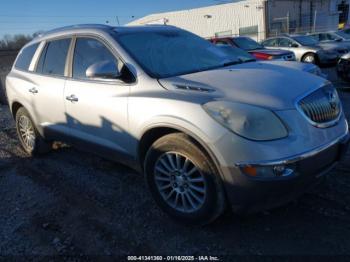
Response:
209,29,350,81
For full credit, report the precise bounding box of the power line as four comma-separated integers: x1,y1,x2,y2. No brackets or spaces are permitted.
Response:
0,15,138,18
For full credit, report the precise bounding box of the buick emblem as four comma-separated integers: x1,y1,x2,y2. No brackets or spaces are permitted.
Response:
328,91,338,110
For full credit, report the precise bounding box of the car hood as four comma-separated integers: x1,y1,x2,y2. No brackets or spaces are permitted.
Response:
249,49,292,56
318,42,346,50
159,62,328,111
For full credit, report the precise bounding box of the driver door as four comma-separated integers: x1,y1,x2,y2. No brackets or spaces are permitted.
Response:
64,36,132,157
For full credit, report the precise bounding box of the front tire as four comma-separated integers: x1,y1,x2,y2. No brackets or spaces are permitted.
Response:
144,133,226,225
15,107,51,156
302,53,316,64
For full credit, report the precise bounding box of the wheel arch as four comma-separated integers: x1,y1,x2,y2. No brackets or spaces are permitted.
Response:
11,101,24,118
138,124,226,184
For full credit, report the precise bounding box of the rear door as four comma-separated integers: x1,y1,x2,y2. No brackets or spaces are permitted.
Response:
64,36,132,157
30,38,71,133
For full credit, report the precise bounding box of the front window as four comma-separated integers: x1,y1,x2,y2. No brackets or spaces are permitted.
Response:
115,29,251,78
292,35,319,46
279,38,293,47
262,38,277,47
72,38,118,80
232,37,263,50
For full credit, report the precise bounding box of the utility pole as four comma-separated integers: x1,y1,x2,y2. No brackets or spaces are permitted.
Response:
313,10,317,32
116,16,120,26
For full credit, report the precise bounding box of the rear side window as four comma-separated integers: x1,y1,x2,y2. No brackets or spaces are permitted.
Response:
36,38,71,76
15,43,39,71
72,38,118,79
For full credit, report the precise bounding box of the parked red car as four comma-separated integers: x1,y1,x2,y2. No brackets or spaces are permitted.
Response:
210,36,296,61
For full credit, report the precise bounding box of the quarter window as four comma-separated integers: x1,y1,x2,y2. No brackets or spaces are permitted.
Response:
73,38,118,80
36,38,71,76
15,43,39,71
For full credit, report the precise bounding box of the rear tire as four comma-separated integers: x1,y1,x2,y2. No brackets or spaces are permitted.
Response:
0,76,7,105
15,107,52,156
144,133,226,225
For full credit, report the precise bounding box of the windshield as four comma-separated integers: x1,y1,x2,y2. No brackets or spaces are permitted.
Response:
335,31,350,40
328,33,343,41
233,37,263,50
216,46,256,62
292,35,319,46
115,29,247,78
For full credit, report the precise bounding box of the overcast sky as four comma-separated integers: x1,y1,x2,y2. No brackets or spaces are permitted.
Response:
0,0,225,37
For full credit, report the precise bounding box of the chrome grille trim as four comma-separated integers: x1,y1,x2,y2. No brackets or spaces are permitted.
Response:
296,85,342,128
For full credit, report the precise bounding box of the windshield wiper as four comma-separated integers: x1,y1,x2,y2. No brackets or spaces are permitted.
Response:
223,58,256,67
243,59,256,63
222,60,242,67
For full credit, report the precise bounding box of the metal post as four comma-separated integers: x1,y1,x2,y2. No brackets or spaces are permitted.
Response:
299,0,302,32
116,16,120,26
313,10,317,32
287,12,290,34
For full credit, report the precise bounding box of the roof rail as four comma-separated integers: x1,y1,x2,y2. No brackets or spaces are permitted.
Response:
42,24,113,36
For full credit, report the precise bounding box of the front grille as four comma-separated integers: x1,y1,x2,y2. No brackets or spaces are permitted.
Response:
298,86,341,127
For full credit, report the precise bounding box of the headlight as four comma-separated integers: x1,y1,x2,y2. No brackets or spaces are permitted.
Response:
203,101,288,141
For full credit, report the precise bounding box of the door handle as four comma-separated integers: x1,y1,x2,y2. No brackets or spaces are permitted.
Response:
66,94,79,102
29,87,38,94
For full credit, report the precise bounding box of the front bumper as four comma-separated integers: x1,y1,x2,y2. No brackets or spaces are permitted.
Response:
220,131,350,214
318,54,338,65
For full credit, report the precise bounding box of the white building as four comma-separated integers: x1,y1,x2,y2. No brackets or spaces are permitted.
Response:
128,0,350,41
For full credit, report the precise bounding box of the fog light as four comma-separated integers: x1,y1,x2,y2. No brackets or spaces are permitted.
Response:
241,165,295,178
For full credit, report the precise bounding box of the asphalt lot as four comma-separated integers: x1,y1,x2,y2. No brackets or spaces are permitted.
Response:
0,64,350,257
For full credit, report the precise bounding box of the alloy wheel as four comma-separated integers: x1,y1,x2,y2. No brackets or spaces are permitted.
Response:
304,55,315,63
154,152,207,213
18,115,35,151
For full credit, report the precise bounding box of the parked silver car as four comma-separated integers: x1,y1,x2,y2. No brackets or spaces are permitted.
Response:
262,35,342,64
6,25,350,224
308,31,350,49
217,45,326,78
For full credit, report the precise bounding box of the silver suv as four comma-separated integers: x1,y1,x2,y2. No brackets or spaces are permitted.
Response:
6,25,349,225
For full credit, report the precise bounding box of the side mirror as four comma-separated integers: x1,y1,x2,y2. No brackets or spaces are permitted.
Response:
336,38,343,42
290,43,299,48
86,61,121,79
